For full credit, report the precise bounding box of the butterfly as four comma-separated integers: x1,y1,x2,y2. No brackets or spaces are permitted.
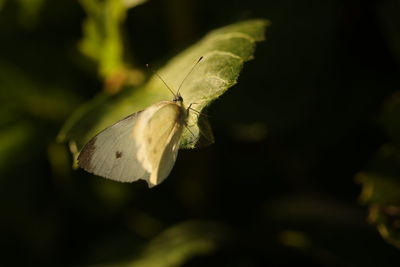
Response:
78,57,203,187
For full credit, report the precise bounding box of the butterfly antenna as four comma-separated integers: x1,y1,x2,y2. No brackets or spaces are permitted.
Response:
176,56,203,95
146,64,176,97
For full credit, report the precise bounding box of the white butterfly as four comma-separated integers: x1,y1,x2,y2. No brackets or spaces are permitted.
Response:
78,57,203,187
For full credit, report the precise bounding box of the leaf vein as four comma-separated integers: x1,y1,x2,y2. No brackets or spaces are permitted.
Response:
205,74,230,85
204,50,243,61
213,32,256,43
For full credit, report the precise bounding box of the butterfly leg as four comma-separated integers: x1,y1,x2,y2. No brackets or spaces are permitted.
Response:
184,124,196,138
186,102,209,118
186,102,197,112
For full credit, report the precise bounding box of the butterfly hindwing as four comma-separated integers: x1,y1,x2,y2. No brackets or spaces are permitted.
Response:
134,101,186,186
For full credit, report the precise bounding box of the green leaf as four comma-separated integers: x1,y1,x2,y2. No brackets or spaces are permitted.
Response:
357,164,400,248
0,122,36,172
16,0,46,27
381,92,400,147
103,221,228,267
0,0,46,27
79,0,126,78
0,62,80,173
356,145,400,206
357,168,400,248
356,145,400,249
378,0,400,63
0,63,80,122
366,205,400,249
79,0,146,81
58,19,269,157
357,93,400,248
0,0,5,10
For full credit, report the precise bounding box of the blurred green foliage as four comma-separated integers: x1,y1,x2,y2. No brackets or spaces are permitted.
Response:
79,0,127,78
357,94,400,248
1,0,400,266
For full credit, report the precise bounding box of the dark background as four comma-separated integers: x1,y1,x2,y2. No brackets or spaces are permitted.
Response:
0,0,399,266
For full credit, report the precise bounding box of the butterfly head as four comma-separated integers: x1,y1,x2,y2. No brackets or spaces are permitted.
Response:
147,56,202,106
173,94,183,103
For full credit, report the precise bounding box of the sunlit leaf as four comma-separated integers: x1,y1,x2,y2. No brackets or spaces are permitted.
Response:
59,19,269,157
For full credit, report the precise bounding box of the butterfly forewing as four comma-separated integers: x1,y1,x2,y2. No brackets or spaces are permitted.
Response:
78,113,150,182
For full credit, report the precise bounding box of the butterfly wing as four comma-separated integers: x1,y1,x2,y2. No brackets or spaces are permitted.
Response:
134,101,186,186
78,112,150,182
